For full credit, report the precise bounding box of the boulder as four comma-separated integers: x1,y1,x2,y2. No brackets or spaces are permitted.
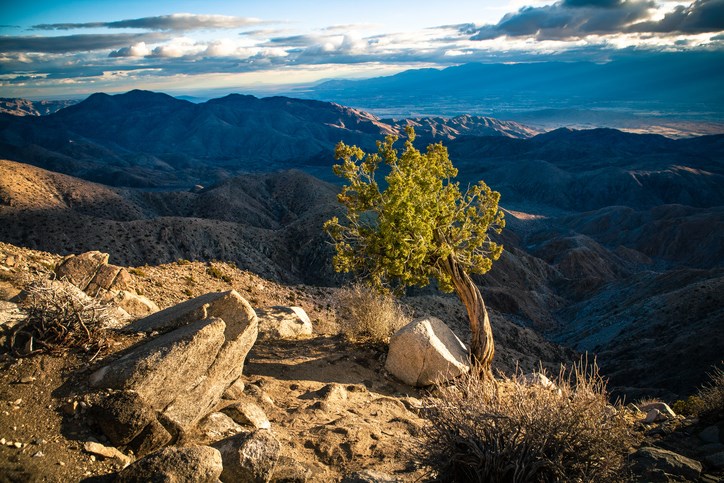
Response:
222,400,271,430
90,290,258,433
116,445,223,483
638,401,676,420
256,306,313,340
214,429,281,483
112,290,159,318
198,412,245,443
385,317,469,387
127,290,255,334
86,390,172,456
631,446,702,481
55,251,108,291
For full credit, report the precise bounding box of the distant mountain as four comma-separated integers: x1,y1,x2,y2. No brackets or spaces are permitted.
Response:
445,128,724,211
0,97,78,116
0,90,534,188
303,53,724,117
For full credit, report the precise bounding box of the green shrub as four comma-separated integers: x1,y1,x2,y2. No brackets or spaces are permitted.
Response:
420,362,636,482
129,268,147,277
176,258,191,266
206,264,224,280
335,283,411,344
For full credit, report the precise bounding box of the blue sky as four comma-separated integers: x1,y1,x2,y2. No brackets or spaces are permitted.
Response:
1,0,723,98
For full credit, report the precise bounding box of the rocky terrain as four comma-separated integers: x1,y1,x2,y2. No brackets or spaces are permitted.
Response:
0,241,575,481
0,98,78,117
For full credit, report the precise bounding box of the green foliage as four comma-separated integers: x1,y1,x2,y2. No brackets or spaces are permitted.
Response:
129,268,147,277
672,395,704,417
324,127,504,293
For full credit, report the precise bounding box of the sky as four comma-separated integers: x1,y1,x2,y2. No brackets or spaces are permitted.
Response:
1,0,723,98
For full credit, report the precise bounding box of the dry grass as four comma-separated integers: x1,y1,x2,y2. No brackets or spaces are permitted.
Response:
420,361,637,482
10,278,113,357
334,283,411,344
694,365,724,422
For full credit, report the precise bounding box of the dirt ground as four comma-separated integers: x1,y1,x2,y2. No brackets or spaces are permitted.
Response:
0,242,432,482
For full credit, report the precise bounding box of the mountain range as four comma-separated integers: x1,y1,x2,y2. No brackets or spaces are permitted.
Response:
294,55,724,137
0,90,535,188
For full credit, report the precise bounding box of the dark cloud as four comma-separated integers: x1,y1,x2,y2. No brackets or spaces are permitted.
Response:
630,0,724,34
562,0,625,8
32,14,262,32
471,0,724,41
0,33,166,53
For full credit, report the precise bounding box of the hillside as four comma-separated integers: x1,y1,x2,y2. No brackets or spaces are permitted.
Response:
1,159,722,400
0,91,535,188
0,98,78,117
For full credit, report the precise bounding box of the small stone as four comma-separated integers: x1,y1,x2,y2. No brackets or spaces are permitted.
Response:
83,441,133,466
12,398,21,405
32,451,44,457
638,401,676,419
644,408,664,423
19,376,36,384
61,401,78,416
222,401,271,430
0,438,5,445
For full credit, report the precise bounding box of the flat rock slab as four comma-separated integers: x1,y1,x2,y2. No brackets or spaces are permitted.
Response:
631,446,702,481
127,290,255,336
385,317,470,387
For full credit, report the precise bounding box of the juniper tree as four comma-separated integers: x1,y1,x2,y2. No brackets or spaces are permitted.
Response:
324,127,504,374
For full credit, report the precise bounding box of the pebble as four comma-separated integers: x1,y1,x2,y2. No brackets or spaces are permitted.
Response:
13,442,22,448
19,376,36,384
32,451,44,458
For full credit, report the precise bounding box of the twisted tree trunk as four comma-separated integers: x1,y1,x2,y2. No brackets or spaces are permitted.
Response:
441,254,495,377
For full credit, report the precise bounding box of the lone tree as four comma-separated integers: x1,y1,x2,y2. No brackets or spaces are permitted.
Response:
324,127,505,374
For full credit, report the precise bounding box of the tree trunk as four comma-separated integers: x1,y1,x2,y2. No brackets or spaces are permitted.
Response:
441,254,495,377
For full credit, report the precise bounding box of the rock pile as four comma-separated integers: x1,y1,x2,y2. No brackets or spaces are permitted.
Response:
55,251,158,317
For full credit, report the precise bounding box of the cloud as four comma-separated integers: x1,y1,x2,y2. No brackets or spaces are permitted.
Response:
471,0,655,40
630,0,724,34
32,14,263,32
109,42,151,57
470,0,724,41
0,33,166,53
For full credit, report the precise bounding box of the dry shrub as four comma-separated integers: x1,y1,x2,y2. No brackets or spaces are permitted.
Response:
695,365,724,421
335,283,411,343
420,362,637,482
10,279,113,356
